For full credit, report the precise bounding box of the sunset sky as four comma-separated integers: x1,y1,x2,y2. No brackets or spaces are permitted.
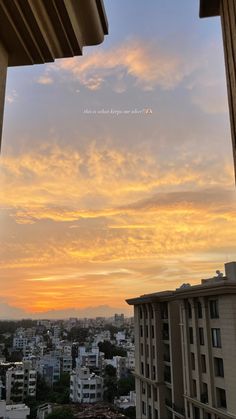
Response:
0,0,236,319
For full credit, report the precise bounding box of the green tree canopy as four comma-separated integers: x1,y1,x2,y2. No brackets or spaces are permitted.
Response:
98,341,127,359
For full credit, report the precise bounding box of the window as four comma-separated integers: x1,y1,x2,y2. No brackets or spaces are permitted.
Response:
210,300,219,319
152,345,155,359
211,328,221,348
139,307,143,319
188,302,192,318
191,352,195,370
216,387,227,408
148,384,151,398
189,327,194,344
153,365,156,380
154,388,157,401
141,362,144,375
142,382,146,395
199,328,204,345
162,323,169,340
140,325,143,337
141,343,144,356
201,382,208,404
152,325,155,339
197,301,202,318
146,363,150,378
148,405,152,419
164,366,171,383
161,303,168,319
150,305,154,319
214,357,224,377
142,401,146,415
192,379,197,397
201,354,206,373
193,407,200,419
154,408,158,419
146,325,149,338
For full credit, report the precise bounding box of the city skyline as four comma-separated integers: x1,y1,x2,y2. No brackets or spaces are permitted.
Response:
1,0,236,318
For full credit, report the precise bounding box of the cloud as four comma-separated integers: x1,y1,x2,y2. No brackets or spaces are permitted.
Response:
43,39,197,92
6,90,18,104
0,301,131,319
37,75,54,85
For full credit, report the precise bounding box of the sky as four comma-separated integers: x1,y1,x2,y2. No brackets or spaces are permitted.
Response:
0,0,236,319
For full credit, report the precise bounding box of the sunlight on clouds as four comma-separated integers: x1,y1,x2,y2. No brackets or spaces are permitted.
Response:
1,142,235,314
46,39,196,92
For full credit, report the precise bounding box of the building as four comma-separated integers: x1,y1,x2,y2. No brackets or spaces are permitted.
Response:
12,336,28,351
36,403,53,419
60,355,72,374
6,361,36,403
76,346,104,372
114,314,125,328
199,0,236,180
127,261,236,419
70,366,103,404
105,356,127,380
37,353,60,387
126,348,135,371
0,400,30,419
114,391,136,410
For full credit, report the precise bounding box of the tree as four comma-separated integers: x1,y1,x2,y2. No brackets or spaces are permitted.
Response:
122,406,136,418
103,365,118,403
46,407,74,419
117,374,135,397
98,341,127,359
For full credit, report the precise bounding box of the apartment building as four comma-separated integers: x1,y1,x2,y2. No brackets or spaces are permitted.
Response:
127,261,236,419
70,366,103,403
105,356,127,380
37,353,60,387
5,360,36,403
76,346,104,372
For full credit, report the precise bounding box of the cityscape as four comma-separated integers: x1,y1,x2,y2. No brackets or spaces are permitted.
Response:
1,0,236,419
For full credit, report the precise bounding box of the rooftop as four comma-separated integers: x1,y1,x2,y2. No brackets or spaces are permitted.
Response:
126,261,236,305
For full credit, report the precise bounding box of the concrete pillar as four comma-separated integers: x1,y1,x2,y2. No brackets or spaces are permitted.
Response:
0,42,8,151
220,0,236,180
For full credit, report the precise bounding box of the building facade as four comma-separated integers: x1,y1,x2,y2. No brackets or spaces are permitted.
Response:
200,0,236,180
70,366,103,404
127,261,236,419
6,361,36,404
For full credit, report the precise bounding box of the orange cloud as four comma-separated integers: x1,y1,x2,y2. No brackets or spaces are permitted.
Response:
46,39,197,91
0,143,235,314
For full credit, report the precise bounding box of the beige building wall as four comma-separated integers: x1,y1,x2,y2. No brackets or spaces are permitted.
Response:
133,300,184,419
128,262,236,419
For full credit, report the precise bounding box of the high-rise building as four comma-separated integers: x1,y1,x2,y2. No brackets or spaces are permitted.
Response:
127,261,236,419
